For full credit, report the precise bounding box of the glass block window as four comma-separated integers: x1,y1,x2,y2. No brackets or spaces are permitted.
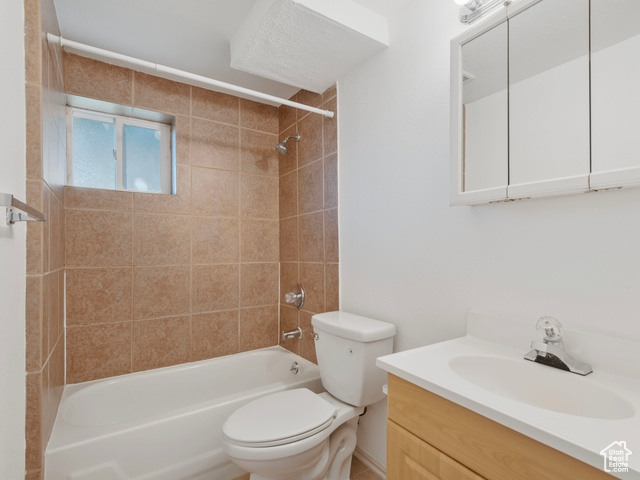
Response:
69,108,172,194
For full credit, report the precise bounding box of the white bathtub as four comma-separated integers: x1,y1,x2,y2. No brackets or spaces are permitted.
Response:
45,346,323,480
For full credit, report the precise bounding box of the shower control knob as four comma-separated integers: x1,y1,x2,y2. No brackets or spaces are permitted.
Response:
284,284,305,309
285,292,301,303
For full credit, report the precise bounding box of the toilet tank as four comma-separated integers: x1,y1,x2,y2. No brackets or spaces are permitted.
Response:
311,311,396,407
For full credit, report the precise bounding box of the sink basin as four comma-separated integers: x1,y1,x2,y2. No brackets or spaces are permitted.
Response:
449,355,635,420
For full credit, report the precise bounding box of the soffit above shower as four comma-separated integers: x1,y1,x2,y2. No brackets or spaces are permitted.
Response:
230,0,390,94
53,0,402,103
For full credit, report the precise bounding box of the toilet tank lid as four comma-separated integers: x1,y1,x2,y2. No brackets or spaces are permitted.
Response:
312,311,396,342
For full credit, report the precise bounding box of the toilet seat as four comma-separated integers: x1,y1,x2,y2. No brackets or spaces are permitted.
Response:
223,388,337,448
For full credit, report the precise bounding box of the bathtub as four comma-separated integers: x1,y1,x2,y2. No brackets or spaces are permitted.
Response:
45,346,323,480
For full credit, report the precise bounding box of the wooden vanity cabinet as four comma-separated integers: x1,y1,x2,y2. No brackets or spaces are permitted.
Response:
386,374,613,480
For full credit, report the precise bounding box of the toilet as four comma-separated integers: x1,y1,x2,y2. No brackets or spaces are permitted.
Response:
222,311,396,480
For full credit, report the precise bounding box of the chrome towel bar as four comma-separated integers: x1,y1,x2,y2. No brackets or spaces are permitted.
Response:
1,193,46,225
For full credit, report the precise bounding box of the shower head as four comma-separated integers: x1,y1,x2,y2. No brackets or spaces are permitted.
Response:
274,134,301,154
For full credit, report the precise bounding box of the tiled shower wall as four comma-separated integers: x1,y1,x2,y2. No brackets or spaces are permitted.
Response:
278,89,339,362
23,32,337,478
63,53,283,383
24,0,66,477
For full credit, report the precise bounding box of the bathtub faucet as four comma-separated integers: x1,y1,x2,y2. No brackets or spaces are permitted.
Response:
282,327,303,341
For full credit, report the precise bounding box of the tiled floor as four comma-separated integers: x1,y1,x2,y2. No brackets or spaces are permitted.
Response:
232,455,383,480
350,456,384,480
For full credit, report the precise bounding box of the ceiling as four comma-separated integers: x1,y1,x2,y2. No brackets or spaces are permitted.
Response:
53,0,413,102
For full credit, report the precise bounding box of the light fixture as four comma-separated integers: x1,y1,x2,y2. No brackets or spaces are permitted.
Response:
455,0,508,24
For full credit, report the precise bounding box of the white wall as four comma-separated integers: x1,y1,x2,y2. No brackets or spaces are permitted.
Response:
0,1,27,479
338,0,640,467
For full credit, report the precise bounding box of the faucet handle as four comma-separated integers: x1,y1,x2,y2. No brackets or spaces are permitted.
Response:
536,316,563,344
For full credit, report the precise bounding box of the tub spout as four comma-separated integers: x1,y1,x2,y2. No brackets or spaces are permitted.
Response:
282,327,302,341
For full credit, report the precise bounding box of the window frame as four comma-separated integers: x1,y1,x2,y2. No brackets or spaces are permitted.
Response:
67,106,173,194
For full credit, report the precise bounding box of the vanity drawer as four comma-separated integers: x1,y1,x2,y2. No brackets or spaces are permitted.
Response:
388,419,485,479
387,374,612,480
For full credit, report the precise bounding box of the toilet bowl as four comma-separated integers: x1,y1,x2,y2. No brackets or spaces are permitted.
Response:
223,390,362,480
222,311,396,480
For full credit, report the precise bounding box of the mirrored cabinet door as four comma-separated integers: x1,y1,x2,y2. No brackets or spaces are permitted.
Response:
507,0,590,198
590,0,640,189
461,22,508,193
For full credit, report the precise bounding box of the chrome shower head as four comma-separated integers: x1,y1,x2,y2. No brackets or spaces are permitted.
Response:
274,134,300,154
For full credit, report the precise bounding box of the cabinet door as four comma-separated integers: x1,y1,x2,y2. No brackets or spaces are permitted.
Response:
387,421,485,480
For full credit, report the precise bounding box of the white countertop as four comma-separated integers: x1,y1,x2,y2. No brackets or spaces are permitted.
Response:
376,312,640,479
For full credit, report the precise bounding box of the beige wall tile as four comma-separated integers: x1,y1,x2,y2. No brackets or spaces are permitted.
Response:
49,196,65,271
325,264,339,312
45,272,60,357
192,87,239,125
297,113,323,166
299,263,325,314
27,221,43,275
64,53,133,104
25,276,42,372
279,104,296,134
191,167,239,216
66,323,132,383
133,266,190,319
66,267,132,326
191,311,239,361
25,470,42,480
56,270,65,336
241,219,279,262
175,115,191,165
41,274,51,363
239,306,278,351
133,72,190,115
279,305,300,354
240,263,279,307
66,210,133,267
324,153,338,209
133,316,190,371
279,217,298,262
65,186,132,211
26,83,42,179
192,216,239,264
133,164,191,214
280,262,299,302
277,127,299,176
240,99,279,134
49,336,65,406
133,213,190,266
192,264,240,313
324,208,339,263
322,96,338,155
298,160,324,214
240,129,279,177
297,90,323,108
299,212,324,262
322,85,337,103
241,175,278,219
191,118,240,171
24,0,41,85
25,372,41,471
279,170,297,219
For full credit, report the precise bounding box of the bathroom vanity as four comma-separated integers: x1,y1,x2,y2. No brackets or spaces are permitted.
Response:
386,374,609,479
377,312,640,480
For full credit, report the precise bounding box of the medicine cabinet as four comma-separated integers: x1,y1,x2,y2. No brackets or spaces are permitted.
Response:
450,0,640,205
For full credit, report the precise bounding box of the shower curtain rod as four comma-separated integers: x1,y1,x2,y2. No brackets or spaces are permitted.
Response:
46,34,335,119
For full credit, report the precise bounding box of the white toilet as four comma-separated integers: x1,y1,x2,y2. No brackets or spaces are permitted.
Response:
222,311,396,480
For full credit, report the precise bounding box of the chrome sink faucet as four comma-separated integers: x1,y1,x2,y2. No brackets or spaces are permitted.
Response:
523,316,593,376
